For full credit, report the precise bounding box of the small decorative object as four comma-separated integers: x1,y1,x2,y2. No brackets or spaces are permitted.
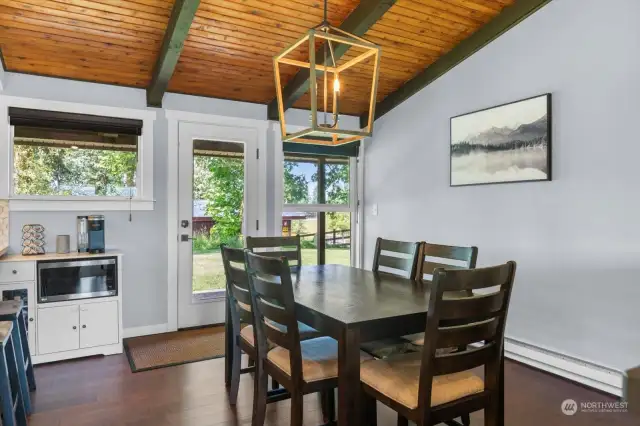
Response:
21,224,45,255
56,235,70,254
451,94,552,186
273,0,381,146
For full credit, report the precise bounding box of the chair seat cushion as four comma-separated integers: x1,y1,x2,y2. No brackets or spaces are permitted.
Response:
267,336,373,382
239,325,257,346
360,352,484,409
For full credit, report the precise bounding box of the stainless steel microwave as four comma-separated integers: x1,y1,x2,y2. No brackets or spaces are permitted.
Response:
37,257,118,303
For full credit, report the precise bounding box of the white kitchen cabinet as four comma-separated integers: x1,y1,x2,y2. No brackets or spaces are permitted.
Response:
0,251,123,364
79,301,119,349
37,305,80,355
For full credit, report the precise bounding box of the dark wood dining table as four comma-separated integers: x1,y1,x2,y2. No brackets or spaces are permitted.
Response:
225,264,505,426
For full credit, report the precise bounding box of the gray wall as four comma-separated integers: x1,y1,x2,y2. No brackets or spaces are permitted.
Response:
363,0,640,371
0,72,359,330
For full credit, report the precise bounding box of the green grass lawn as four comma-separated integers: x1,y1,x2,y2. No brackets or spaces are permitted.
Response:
192,248,351,292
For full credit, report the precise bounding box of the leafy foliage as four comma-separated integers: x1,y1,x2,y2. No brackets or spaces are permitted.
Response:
14,145,137,196
283,161,310,204
202,157,244,243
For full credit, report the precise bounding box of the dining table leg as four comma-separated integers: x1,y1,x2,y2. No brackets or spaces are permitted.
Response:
338,327,361,426
224,296,233,388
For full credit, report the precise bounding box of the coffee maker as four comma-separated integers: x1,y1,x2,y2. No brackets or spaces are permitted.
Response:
88,215,105,254
77,215,105,254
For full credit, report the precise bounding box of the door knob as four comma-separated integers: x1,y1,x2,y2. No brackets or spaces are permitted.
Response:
72,326,77,330
29,318,33,322
11,270,17,274
82,325,86,329
180,234,194,242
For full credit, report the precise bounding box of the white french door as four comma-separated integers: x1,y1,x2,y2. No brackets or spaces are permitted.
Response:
177,122,261,328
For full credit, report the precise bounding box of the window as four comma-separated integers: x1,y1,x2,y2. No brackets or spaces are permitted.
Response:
283,153,355,266
13,127,138,197
3,105,155,211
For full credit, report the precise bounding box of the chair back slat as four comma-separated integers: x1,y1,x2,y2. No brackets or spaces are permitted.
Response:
221,245,254,326
438,291,506,322
246,235,302,267
418,243,478,281
256,297,290,329
231,282,252,308
372,237,420,279
245,250,304,381
422,243,477,263
379,238,417,254
263,322,290,348
378,254,414,272
436,318,499,349
254,250,300,261
252,275,284,301
433,343,496,376
416,261,517,418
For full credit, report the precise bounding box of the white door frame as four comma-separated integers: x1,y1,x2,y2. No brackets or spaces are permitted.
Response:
166,110,268,332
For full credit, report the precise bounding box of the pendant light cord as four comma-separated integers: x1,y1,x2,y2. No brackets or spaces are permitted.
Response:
323,0,328,24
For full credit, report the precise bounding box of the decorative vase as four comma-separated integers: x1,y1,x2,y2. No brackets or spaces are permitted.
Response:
21,224,45,255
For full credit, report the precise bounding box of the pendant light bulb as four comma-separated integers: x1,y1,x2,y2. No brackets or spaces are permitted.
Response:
333,78,340,93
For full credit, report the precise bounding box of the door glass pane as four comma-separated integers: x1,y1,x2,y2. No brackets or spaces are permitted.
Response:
192,141,244,297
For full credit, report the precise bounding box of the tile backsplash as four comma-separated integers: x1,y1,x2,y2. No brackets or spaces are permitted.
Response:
0,200,7,254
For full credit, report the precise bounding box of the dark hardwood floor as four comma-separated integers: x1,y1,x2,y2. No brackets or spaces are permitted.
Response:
29,355,635,426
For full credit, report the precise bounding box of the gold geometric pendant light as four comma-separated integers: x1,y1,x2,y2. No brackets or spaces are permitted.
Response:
273,0,381,146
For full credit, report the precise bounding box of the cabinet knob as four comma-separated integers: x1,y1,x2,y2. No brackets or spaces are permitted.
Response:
29,318,33,322
72,326,77,330
82,325,86,329
11,270,17,274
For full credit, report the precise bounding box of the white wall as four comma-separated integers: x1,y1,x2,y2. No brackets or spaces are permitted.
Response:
364,0,640,372
0,71,359,330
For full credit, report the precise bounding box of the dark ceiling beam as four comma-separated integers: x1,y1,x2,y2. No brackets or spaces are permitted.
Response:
359,0,553,128
147,0,200,107
267,0,396,121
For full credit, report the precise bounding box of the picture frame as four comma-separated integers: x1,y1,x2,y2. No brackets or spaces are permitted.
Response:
450,93,552,187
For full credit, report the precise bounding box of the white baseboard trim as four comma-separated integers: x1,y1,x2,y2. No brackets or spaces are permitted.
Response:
123,323,168,339
505,337,624,397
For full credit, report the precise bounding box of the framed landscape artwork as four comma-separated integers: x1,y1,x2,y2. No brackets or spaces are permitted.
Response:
450,94,552,186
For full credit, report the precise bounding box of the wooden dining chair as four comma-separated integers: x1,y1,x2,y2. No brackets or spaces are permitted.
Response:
246,235,303,269
222,245,321,404
372,237,421,279
359,261,517,426
362,237,421,359
244,250,373,426
404,242,478,347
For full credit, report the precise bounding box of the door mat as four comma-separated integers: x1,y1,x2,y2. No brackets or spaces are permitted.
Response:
124,325,226,373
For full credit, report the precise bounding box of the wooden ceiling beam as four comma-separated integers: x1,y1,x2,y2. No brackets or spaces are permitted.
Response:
147,0,200,107
359,0,552,128
266,0,396,121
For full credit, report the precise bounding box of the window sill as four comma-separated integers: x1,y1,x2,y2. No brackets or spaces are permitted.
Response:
8,197,155,212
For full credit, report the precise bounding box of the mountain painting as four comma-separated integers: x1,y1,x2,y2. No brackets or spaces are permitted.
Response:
450,94,552,186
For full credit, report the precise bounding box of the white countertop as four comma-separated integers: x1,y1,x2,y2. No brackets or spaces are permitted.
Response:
0,250,123,263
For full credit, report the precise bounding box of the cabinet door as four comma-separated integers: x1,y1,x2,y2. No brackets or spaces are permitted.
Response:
0,281,36,356
37,305,79,354
79,301,119,349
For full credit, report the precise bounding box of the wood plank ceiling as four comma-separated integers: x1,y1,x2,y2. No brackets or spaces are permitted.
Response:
0,0,521,118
